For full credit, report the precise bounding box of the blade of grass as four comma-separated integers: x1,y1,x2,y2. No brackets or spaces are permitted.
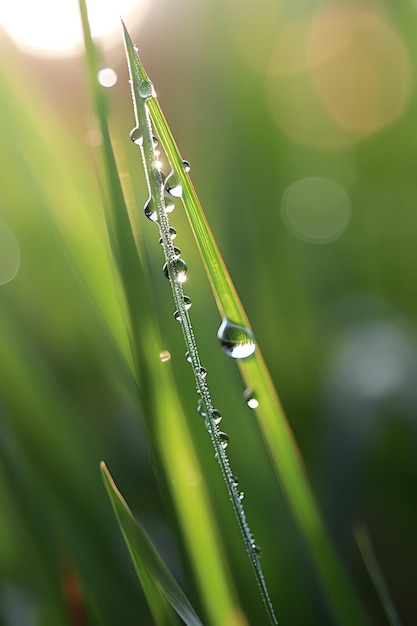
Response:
101,462,203,626
354,525,402,626
126,26,371,626
78,3,246,624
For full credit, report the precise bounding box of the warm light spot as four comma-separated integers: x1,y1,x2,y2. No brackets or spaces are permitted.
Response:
0,221,20,285
307,8,411,133
0,0,151,58
97,67,117,88
266,9,411,149
281,177,351,244
159,350,171,363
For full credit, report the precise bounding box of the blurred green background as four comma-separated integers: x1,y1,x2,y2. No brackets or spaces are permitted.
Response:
0,0,416,624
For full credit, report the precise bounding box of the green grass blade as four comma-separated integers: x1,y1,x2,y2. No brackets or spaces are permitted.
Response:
124,25,371,626
354,525,402,626
101,463,203,626
78,4,246,624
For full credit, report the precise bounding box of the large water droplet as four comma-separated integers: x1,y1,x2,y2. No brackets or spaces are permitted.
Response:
138,79,156,100
130,127,143,146
243,389,259,409
165,171,183,198
217,318,256,359
218,431,229,449
163,258,188,283
144,198,158,222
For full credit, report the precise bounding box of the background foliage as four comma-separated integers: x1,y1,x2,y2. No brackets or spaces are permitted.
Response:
0,0,416,624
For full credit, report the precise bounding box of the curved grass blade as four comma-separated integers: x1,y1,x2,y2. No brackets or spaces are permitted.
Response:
123,24,371,626
101,463,203,626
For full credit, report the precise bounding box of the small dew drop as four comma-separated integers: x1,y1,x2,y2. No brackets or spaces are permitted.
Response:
138,79,156,100
185,351,192,363
243,389,259,409
197,399,207,417
163,258,188,283
165,171,183,198
253,545,263,556
183,295,192,310
218,431,229,449
144,198,158,222
98,67,117,88
212,409,222,425
182,160,191,172
130,127,143,146
159,228,177,245
231,475,239,487
239,491,245,501
199,367,207,379
173,309,181,322
217,317,256,359
173,247,181,259
159,350,171,363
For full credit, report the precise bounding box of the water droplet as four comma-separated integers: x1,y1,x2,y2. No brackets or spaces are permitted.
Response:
165,197,175,213
182,160,191,172
159,227,177,245
144,198,158,222
218,431,229,449
173,247,181,259
98,67,117,87
212,409,222,425
253,545,262,556
243,389,259,409
217,318,256,359
159,350,171,362
173,309,181,321
185,351,192,363
231,475,239,487
138,79,155,100
199,367,207,379
165,171,183,198
197,399,207,417
183,295,192,310
238,491,245,501
163,258,188,283
130,127,143,146
152,136,159,148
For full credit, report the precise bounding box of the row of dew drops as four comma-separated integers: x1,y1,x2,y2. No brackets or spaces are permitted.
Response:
130,115,261,553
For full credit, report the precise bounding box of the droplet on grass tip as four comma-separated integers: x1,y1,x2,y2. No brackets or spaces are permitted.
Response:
243,389,259,409
98,67,117,87
163,258,188,283
217,317,256,359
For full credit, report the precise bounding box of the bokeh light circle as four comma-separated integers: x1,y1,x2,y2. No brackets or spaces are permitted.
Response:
281,177,351,244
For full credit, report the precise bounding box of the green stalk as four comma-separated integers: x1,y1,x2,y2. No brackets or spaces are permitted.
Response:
124,24,371,626
123,23,278,626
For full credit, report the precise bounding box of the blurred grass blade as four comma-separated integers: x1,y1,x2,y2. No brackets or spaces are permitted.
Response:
122,25,370,626
354,525,402,626
101,463,203,626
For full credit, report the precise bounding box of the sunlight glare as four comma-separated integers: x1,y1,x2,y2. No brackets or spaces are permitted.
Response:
0,0,151,57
